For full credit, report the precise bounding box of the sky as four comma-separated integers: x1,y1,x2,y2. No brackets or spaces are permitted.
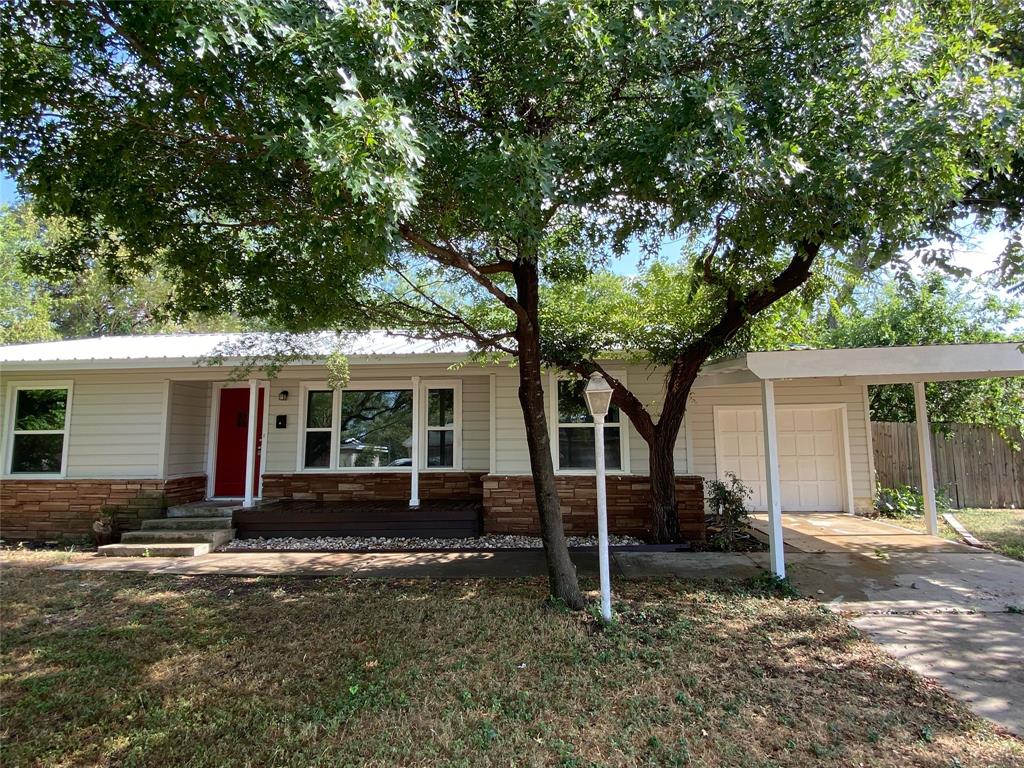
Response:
1,170,1011,282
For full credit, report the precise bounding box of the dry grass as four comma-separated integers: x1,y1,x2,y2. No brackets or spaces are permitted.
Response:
2,549,1022,768
890,508,1024,561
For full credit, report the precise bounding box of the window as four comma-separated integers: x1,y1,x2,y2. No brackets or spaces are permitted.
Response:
556,379,621,470
8,387,70,475
338,389,413,467
425,387,456,467
303,390,333,468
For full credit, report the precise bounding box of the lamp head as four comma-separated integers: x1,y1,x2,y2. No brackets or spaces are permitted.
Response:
584,374,613,418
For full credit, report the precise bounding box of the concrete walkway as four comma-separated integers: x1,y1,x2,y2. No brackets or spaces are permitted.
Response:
745,511,1024,736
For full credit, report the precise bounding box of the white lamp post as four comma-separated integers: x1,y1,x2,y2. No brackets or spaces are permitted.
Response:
584,374,614,623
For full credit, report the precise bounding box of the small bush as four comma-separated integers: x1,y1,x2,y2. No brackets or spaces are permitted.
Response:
874,484,950,519
705,473,753,551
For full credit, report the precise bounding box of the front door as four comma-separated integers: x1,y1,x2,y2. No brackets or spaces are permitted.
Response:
214,387,265,497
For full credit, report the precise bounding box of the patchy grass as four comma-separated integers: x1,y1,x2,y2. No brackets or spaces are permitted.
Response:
2,550,1021,768
891,508,1024,561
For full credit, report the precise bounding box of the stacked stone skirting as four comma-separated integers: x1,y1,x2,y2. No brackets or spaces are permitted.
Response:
0,475,207,541
260,471,486,503
482,474,706,541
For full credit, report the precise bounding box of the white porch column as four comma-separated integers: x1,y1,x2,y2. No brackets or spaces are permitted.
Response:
410,375,421,507
913,381,939,536
243,378,259,508
761,379,786,578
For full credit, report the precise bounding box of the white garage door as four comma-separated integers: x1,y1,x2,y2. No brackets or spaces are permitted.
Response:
714,407,846,512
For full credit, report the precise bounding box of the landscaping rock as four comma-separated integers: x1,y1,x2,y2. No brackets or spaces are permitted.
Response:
221,533,643,552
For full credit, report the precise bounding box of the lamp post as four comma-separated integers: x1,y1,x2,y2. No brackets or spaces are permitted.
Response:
584,374,614,623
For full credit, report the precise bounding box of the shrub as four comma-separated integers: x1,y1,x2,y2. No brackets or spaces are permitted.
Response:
705,473,753,551
874,484,950,519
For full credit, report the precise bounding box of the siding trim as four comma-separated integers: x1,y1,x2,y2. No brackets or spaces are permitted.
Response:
489,373,496,473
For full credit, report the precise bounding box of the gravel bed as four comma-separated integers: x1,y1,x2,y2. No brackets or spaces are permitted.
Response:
221,533,645,552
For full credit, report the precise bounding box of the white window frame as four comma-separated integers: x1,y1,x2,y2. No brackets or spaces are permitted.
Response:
297,379,462,473
296,381,337,473
548,370,629,475
3,381,74,479
420,379,462,471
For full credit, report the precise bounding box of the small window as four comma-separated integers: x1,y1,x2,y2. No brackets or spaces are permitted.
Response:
9,387,69,474
339,389,413,467
556,379,621,470
303,390,333,468
426,388,456,467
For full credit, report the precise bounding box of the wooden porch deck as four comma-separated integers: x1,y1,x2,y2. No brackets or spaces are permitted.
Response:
234,499,483,539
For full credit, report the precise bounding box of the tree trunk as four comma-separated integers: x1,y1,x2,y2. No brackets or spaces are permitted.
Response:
648,431,680,543
513,261,586,609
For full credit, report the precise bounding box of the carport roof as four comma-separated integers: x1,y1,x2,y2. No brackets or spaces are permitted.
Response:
702,342,1024,384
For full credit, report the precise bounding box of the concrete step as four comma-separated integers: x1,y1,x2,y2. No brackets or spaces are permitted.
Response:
98,542,212,557
120,529,235,548
141,517,234,531
167,502,240,519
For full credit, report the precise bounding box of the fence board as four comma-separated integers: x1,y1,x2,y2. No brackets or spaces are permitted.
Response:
871,422,1024,509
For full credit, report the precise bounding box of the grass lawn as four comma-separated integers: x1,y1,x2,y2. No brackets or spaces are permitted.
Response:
888,508,1024,561
2,550,1022,768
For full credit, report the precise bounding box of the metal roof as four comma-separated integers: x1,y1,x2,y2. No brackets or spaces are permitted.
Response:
0,331,477,368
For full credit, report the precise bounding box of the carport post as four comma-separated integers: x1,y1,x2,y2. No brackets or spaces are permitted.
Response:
761,379,786,579
913,382,939,536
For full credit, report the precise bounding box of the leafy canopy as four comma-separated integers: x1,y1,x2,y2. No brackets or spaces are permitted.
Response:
1,0,1021,344
824,272,1024,436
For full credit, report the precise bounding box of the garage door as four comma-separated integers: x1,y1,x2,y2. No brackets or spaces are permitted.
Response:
714,407,846,512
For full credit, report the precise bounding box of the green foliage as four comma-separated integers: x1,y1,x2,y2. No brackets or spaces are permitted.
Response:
874,484,950,519
705,473,754,551
823,272,1024,436
0,202,244,341
0,203,56,343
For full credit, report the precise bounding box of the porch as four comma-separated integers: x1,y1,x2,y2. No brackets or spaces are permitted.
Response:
233,498,483,539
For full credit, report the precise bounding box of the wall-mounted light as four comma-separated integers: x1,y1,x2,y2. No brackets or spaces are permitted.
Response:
278,390,289,402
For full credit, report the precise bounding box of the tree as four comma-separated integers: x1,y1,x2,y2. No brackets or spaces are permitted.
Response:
0,203,57,343
0,202,244,339
2,0,1020,599
823,271,1024,438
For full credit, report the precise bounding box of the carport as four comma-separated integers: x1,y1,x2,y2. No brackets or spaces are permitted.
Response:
702,342,1024,578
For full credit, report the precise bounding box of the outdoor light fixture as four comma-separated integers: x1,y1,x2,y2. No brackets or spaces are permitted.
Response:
278,390,289,401
584,374,614,623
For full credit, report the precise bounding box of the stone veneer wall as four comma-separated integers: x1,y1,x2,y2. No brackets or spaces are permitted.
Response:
261,471,486,503
482,474,706,541
0,475,207,541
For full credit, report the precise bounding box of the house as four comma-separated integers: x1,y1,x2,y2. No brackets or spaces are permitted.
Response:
1,332,1021,560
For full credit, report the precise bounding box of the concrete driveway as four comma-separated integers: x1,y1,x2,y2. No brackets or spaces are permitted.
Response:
748,512,1024,736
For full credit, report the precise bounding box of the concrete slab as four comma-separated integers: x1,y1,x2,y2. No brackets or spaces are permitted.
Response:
853,611,1024,736
768,551,1024,614
749,512,974,554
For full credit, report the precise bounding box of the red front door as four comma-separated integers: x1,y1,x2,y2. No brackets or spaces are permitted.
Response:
214,387,265,498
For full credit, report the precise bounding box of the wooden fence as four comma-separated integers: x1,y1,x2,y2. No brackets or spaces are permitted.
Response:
871,422,1024,509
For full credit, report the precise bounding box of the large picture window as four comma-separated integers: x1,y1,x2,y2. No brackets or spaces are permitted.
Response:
556,379,621,470
339,389,413,467
298,382,460,471
8,387,70,475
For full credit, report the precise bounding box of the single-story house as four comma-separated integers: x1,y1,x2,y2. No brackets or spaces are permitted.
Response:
1,333,1021,566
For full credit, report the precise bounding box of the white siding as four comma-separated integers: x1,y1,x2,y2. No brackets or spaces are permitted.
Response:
165,381,210,478
688,379,873,509
264,379,301,473
461,376,490,471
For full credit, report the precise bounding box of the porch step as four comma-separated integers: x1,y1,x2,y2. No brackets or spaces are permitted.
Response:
120,529,236,548
98,542,212,558
167,502,241,519
141,516,235,531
